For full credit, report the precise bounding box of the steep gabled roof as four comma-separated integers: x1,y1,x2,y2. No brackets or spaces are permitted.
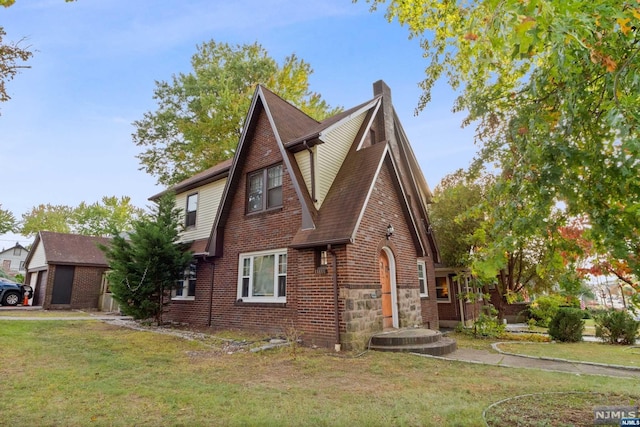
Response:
207,86,320,255
26,231,110,267
290,141,387,247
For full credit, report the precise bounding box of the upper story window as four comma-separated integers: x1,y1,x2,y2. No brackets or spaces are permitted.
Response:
13,247,21,256
418,261,427,297
238,249,287,303
436,276,451,302
185,193,198,228
247,164,283,213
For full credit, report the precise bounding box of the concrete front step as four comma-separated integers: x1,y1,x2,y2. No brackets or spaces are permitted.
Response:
369,328,457,356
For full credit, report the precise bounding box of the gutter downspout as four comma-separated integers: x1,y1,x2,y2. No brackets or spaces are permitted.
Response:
303,141,317,203
207,258,215,327
328,244,340,351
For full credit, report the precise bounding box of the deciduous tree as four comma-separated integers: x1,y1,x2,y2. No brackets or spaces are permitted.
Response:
0,27,32,110
19,197,145,237
72,196,145,237
0,204,16,234
364,0,640,282
20,204,73,237
133,40,342,186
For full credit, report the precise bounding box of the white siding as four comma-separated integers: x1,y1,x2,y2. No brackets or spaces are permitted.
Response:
177,178,227,243
315,112,367,208
294,148,314,196
26,241,46,269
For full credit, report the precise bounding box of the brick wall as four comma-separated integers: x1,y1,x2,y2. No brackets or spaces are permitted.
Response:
42,264,105,310
339,158,428,350
70,266,106,309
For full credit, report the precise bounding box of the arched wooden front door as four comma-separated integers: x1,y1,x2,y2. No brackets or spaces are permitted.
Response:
379,250,394,329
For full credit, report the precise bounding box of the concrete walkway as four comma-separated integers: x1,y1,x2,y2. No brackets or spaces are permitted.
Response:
420,346,640,379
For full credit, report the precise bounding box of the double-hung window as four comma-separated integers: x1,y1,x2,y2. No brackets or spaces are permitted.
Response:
185,193,198,228
435,276,450,302
247,164,283,213
238,249,287,303
418,261,427,297
173,263,196,300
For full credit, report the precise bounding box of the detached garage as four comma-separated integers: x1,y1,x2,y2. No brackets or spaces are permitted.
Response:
24,231,111,310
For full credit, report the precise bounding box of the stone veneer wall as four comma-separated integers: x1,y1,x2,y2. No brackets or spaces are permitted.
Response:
340,286,422,351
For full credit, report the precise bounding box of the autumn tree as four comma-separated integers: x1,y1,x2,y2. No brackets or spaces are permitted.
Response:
100,193,192,323
1,0,75,110
134,40,342,186
365,1,640,282
430,169,582,316
19,197,145,237
72,196,145,236
0,27,32,111
0,204,16,234
20,204,73,237
429,169,489,268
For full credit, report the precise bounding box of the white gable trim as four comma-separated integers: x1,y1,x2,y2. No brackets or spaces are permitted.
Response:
356,98,382,151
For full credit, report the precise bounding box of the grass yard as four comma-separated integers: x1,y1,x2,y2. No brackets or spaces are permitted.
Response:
496,341,640,368
1,320,638,426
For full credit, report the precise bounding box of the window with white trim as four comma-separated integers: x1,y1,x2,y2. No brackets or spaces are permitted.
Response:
418,261,427,297
173,263,196,300
247,164,283,213
238,249,287,302
185,193,198,228
435,276,450,302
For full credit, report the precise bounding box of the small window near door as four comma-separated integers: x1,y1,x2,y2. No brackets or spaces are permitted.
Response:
185,193,198,228
418,261,427,297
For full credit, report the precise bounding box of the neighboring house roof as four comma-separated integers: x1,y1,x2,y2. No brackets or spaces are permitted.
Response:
24,231,111,267
0,243,29,256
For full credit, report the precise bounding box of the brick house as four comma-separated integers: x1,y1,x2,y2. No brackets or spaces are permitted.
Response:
23,231,111,310
434,266,486,328
157,81,441,350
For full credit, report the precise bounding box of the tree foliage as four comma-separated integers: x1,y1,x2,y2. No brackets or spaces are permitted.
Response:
19,197,144,237
100,193,192,323
0,27,32,110
133,40,342,186
429,169,489,267
72,196,145,237
0,204,16,234
365,0,640,285
20,204,73,237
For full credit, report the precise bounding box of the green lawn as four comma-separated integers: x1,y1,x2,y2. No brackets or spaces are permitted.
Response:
1,321,638,426
496,341,640,368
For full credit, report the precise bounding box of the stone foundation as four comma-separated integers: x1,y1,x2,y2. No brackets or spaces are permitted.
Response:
340,286,423,351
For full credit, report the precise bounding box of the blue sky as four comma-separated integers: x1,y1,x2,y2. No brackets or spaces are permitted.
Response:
0,0,476,247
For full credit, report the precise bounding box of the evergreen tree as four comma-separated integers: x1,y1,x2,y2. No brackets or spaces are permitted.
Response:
100,193,192,323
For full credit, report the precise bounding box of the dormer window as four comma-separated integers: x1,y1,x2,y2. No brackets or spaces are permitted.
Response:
186,193,198,228
247,164,283,213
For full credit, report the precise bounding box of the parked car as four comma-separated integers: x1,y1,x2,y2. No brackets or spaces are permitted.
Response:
0,278,32,306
